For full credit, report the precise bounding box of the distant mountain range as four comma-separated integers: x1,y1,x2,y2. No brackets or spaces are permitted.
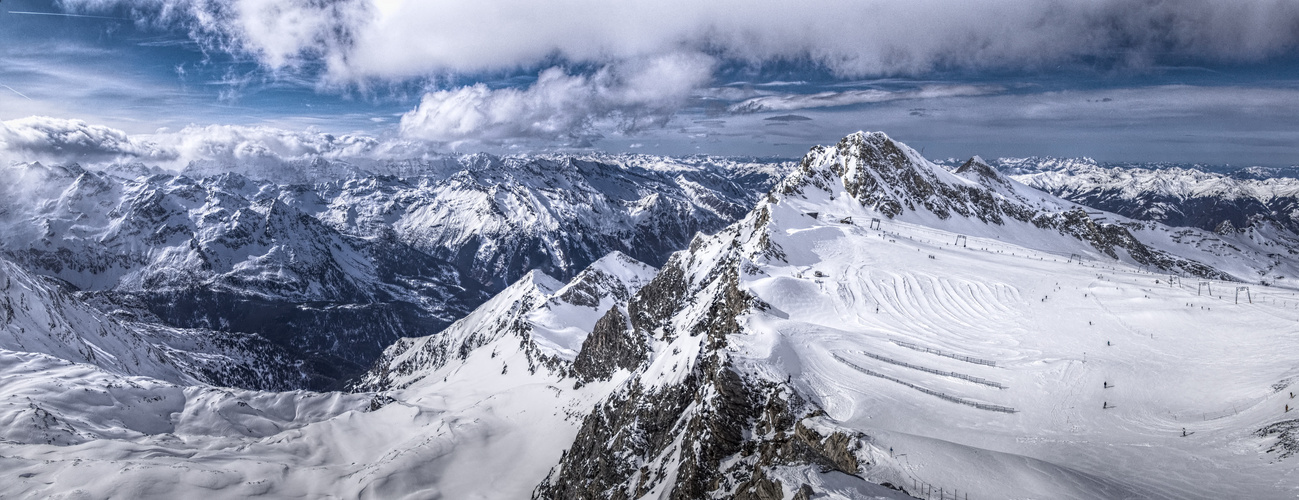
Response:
0,155,790,388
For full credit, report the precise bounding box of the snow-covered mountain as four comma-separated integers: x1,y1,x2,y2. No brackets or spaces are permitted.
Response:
0,247,662,499
0,154,788,387
3,133,1299,498
353,250,658,392
307,154,784,289
531,132,1299,498
1012,162,1299,236
1,256,308,389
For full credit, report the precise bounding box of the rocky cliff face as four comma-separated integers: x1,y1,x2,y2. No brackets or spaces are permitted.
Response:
570,306,644,383
534,207,885,499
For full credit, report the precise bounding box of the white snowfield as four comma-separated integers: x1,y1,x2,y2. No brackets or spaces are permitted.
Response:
2,132,1298,499
738,195,1299,498
715,134,1299,498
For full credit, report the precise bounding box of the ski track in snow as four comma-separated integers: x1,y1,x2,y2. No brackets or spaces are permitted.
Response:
733,188,1299,499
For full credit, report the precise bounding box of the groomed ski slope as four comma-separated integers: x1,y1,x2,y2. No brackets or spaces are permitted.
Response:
731,186,1299,498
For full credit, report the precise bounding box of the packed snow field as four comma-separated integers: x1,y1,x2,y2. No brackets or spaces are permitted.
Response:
738,196,1299,498
3,132,1298,499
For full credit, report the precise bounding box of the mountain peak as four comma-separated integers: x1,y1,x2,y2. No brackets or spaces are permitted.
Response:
519,269,565,296
954,155,1012,188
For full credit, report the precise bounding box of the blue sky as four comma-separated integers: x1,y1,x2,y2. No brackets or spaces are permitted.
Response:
2,0,1298,167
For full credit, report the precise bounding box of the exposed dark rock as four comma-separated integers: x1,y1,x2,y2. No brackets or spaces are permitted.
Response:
571,306,645,383
627,256,690,338
1257,419,1299,459
0,156,786,391
535,235,872,499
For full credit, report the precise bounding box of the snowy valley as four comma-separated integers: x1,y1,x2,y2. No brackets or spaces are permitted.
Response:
3,134,1299,499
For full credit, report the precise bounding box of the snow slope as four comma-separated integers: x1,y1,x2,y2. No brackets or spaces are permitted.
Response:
0,251,656,499
354,250,657,391
740,191,1299,498
3,132,1298,499
536,132,1299,499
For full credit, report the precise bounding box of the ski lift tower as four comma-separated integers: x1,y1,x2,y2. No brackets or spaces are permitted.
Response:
1236,286,1252,304
1198,281,1212,296
869,218,882,230
1068,253,1083,264
955,235,967,247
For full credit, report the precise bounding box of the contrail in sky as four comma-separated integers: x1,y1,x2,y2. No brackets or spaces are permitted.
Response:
0,83,32,100
7,11,131,21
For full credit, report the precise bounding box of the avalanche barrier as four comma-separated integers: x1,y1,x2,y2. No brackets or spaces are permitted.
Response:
892,339,997,367
833,353,1017,414
854,350,1006,389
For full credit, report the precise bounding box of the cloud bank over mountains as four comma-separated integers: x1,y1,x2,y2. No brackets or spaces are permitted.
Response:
0,116,433,169
46,0,1299,146
6,82,1299,168
65,0,1299,80
0,0,1292,162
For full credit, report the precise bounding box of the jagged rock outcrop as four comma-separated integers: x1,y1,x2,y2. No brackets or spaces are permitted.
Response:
778,132,1233,279
533,131,1265,499
1258,419,1299,459
571,306,645,383
353,252,658,392
535,213,876,499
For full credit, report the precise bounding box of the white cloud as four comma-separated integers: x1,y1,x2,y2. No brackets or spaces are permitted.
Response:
728,85,1000,113
0,116,165,163
61,0,1299,82
398,54,714,145
147,124,382,165
0,117,436,169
